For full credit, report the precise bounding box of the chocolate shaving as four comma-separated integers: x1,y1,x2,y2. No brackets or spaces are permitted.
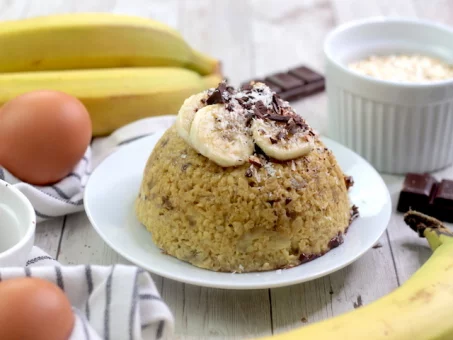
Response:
249,155,263,167
270,136,278,144
285,198,292,205
276,130,287,140
245,167,253,177
268,113,291,122
271,94,281,114
241,82,253,91
254,100,268,119
350,205,359,223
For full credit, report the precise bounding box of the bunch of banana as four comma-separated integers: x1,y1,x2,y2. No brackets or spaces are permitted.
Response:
257,210,453,340
0,13,222,135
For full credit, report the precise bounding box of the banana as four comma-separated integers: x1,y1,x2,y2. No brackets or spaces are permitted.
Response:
0,13,219,76
189,104,254,167
175,91,209,144
257,211,453,340
251,118,314,161
0,67,222,136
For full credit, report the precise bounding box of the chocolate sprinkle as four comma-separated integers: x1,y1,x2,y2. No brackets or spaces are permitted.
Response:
254,100,268,118
344,176,354,190
267,113,291,122
350,205,359,223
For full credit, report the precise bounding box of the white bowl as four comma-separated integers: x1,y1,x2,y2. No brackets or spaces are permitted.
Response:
0,179,35,267
324,17,453,174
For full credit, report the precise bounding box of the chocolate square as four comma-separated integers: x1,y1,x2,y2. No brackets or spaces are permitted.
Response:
396,173,438,213
279,79,325,101
289,66,324,83
433,179,453,222
265,73,305,91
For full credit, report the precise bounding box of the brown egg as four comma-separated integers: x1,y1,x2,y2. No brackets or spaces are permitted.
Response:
0,90,92,185
0,277,75,340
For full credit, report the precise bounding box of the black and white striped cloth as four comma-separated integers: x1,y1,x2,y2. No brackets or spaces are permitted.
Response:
0,115,177,223
0,246,174,340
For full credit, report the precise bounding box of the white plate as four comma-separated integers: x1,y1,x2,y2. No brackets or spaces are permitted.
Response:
84,129,391,289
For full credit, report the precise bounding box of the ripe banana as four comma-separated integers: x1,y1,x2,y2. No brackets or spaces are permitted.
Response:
189,104,254,167
0,67,222,136
0,13,219,76
257,211,453,340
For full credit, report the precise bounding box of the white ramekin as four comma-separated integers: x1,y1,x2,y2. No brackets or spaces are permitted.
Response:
324,17,453,174
0,179,35,267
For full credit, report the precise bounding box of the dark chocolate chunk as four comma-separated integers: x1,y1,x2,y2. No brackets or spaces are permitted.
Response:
432,180,453,222
299,253,320,264
328,233,344,249
267,113,291,122
265,72,305,91
344,176,354,190
285,197,292,205
206,81,228,105
289,66,324,83
254,100,268,118
350,205,359,223
269,136,278,144
396,173,438,213
279,79,325,101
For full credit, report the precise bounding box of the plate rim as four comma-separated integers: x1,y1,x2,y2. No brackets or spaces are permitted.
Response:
84,129,392,289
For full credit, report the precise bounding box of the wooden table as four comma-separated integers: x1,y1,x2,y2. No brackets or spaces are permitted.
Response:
4,0,453,339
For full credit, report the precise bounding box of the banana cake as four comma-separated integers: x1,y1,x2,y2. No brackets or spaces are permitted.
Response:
135,81,358,273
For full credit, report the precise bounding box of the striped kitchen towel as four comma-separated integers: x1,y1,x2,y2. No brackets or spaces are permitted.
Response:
0,115,177,223
0,246,174,340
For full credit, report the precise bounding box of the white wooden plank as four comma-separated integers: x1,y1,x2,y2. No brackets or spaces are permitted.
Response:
34,217,64,258
178,0,254,87
248,0,400,334
162,280,272,340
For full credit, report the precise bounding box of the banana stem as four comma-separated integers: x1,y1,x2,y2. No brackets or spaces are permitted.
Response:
404,210,453,251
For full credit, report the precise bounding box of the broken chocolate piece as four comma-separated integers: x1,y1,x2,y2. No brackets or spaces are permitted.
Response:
206,81,228,105
344,176,354,190
265,72,305,91
279,79,325,101
328,233,344,249
254,100,268,118
289,65,324,83
432,179,453,222
396,173,438,214
267,113,291,122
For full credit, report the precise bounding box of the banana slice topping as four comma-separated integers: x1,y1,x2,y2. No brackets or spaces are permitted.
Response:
252,118,314,161
175,91,209,144
189,104,254,167
175,80,317,166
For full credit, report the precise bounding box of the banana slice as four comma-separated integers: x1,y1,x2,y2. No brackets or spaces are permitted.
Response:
252,118,314,161
189,104,254,167
175,91,208,143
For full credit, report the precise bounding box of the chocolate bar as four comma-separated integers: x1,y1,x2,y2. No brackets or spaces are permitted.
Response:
241,65,325,102
396,173,453,222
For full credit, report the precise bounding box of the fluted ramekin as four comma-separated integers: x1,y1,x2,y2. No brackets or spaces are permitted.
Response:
324,17,453,174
